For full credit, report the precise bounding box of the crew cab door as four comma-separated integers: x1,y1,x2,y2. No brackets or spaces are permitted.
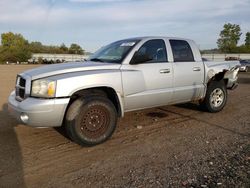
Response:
169,39,204,103
120,39,174,111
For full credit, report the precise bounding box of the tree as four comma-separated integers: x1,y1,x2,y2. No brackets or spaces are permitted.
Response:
217,23,242,53
29,41,44,53
245,32,250,46
1,32,29,48
69,43,84,55
59,43,68,53
0,32,31,62
0,32,86,64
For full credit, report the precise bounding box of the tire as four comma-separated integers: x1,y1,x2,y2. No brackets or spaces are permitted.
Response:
245,67,248,72
65,96,118,146
200,81,227,113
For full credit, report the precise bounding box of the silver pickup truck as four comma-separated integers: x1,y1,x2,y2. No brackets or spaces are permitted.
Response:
8,37,240,146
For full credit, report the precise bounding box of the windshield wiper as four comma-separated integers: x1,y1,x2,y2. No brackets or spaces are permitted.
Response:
89,58,104,62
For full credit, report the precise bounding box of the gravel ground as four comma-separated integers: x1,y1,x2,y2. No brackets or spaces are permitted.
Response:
0,65,249,187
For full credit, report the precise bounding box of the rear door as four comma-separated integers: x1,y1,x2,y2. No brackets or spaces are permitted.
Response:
169,39,204,103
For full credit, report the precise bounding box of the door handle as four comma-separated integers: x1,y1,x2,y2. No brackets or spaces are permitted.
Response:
160,69,170,74
193,67,201,71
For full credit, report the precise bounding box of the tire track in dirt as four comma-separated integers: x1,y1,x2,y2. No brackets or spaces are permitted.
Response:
0,65,250,187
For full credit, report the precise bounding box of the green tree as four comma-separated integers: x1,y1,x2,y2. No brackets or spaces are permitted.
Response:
60,43,68,53
0,32,86,63
245,32,250,46
217,23,242,53
69,43,84,55
29,41,44,53
0,32,31,62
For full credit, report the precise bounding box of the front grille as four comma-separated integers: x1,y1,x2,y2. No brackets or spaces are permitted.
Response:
15,76,26,101
19,77,26,87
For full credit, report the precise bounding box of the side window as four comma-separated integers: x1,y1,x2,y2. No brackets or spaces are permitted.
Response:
137,39,167,63
170,40,194,62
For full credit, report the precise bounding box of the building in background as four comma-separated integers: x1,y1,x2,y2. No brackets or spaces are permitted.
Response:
202,54,250,61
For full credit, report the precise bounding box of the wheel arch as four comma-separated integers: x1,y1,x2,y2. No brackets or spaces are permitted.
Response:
207,71,228,86
201,71,228,101
66,86,124,118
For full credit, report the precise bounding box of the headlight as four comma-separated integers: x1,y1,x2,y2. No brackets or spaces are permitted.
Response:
31,79,56,98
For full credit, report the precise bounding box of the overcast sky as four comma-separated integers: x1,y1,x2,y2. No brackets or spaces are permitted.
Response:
0,0,250,52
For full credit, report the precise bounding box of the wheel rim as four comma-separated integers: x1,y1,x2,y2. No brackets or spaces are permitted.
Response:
209,88,224,108
78,105,110,140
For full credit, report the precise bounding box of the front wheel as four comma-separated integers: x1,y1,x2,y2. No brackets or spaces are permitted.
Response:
200,81,227,113
65,96,118,146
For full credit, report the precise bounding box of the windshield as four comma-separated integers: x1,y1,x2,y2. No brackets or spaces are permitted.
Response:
88,39,139,64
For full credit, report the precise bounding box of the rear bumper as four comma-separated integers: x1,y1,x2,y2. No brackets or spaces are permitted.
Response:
8,91,70,127
227,77,238,90
225,67,239,90
227,81,238,90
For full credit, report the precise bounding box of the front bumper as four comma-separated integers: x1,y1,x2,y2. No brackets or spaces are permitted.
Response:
8,91,70,127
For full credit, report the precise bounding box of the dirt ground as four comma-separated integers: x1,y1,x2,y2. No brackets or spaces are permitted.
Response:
0,65,249,188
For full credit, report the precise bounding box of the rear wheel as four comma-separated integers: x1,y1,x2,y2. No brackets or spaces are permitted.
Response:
65,96,117,146
200,81,227,113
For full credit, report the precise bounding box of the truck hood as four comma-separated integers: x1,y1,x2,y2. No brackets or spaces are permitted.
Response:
21,61,121,80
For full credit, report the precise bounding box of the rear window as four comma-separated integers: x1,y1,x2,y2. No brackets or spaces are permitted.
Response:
170,40,194,62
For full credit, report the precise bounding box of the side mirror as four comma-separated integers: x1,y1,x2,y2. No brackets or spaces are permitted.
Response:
130,51,152,65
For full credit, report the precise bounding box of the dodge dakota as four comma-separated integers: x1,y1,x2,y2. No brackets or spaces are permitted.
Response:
8,37,240,146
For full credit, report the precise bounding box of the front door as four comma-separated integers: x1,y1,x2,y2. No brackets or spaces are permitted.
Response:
121,39,174,111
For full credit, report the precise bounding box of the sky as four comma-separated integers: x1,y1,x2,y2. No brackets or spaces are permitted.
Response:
0,0,250,52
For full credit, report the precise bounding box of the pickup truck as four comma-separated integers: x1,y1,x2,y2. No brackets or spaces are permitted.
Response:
8,37,240,146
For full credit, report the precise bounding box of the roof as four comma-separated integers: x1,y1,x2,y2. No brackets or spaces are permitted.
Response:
120,36,191,41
